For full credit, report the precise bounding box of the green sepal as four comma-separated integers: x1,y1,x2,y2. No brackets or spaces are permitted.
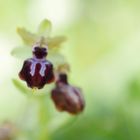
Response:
37,19,52,37
17,27,38,46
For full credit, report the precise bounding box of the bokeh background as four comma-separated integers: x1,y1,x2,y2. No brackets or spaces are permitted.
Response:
0,0,140,140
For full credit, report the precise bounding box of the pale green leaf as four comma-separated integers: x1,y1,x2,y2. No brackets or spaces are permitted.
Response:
12,79,53,96
12,79,30,95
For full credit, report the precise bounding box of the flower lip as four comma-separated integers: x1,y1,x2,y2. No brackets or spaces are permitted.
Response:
19,57,54,89
33,46,47,59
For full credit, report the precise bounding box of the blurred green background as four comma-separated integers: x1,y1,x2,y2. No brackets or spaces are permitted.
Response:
0,0,140,140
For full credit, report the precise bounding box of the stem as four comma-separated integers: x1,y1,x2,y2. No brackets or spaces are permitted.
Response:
38,97,49,140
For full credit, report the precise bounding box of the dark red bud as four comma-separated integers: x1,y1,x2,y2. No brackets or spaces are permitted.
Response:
51,74,85,114
56,73,68,84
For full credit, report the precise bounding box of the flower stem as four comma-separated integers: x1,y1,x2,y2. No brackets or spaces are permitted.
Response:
38,97,49,140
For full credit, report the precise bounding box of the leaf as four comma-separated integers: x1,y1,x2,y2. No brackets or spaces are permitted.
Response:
12,79,30,95
17,27,38,46
11,47,32,59
12,79,51,97
37,19,52,37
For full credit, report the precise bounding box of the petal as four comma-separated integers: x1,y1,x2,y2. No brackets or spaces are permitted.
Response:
37,19,52,37
17,27,38,46
46,36,67,49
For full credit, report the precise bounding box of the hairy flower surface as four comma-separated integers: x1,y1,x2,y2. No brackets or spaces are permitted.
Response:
19,45,54,89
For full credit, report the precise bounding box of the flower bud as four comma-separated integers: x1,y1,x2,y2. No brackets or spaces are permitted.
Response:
19,46,54,89
51,73,85,114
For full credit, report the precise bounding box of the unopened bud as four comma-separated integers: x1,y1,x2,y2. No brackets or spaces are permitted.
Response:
51,73,85,114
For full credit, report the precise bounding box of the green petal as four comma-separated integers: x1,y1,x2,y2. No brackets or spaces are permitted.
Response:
46,36,67,49
17,27,38,46
37,19,52,37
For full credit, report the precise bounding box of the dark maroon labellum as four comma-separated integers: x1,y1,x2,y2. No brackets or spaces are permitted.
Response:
51,73,85,114
19,46,54,89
